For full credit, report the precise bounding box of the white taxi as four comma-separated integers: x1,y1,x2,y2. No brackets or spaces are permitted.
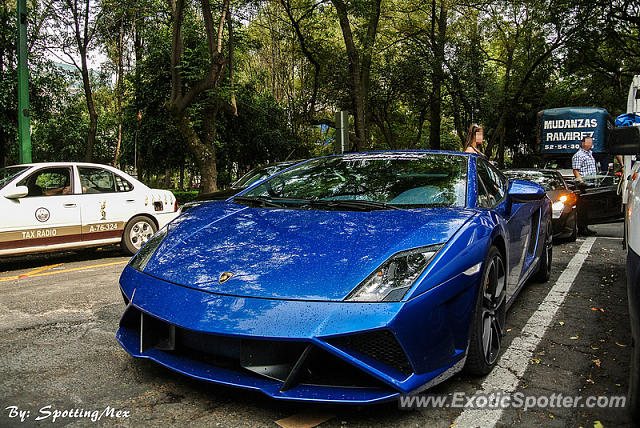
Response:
0,162,178,256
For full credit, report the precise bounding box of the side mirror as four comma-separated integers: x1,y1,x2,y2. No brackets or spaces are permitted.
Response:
608,126,640,155
508,179,546,204
4,185,29,199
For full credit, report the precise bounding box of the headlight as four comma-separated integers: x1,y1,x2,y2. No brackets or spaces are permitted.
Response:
129,226,168,272
551,192,577,219
551,201,565,219
345,245,443,302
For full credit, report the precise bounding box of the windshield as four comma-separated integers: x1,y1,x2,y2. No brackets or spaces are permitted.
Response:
242,153,468,208
570,174,619,187
503,170,565,191
233,164,292,188
0,166,29,190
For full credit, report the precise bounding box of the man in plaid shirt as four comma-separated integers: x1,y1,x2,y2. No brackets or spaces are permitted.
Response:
572,136,597,235
572,136,597,181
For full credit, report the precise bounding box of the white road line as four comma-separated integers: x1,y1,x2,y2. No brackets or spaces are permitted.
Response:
453,237,596,428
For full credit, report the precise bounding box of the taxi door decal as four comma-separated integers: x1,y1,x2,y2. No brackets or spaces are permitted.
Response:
35,208,50,223
100,201,107,220
0,226,82,250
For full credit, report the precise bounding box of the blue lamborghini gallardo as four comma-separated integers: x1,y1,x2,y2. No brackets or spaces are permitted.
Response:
116,151,552,403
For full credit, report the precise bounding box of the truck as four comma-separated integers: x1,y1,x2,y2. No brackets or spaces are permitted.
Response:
538,107,623,226
606,74,640,422
538,107,613,155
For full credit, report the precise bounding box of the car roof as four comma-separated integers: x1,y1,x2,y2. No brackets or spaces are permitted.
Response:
311,150,474,160
6,162,149,189
10,162,118,168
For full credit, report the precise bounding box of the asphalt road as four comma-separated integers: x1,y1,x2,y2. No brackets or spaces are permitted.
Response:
0,224,634,427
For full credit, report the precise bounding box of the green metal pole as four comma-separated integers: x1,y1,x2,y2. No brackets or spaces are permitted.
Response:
17,0,31,164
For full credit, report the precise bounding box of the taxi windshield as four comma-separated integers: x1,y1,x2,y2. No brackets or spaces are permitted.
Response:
0,166,29,190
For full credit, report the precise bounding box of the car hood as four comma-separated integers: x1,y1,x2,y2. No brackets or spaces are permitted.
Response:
143,202,475,301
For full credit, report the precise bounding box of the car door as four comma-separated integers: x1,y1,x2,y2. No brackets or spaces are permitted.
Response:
76,166,136,242
477,160,536,298
574,175,623,225
0,166,82,253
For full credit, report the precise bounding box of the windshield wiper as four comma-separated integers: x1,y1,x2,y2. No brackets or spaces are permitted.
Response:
233,196,291,208
234,196,403,211
234,195,316,209
311,199,403,211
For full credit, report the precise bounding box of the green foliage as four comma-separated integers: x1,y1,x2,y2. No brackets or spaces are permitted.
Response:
171,189,199,204
1,0,638,172
216,84,309,187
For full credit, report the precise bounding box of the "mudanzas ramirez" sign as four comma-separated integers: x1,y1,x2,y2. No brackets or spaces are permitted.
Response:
538,107,612,154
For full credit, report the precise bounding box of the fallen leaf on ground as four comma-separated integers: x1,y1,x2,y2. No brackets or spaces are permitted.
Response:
616,342,628,347
593,359,601,367
275,412,335,428
570,335,580,340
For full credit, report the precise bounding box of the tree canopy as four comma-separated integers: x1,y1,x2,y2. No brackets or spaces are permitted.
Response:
0,0,638,185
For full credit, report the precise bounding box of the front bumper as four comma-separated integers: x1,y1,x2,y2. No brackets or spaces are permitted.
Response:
552,208,576,239
117,265,479,403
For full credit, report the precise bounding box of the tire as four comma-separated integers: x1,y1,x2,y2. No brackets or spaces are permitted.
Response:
568,212,577,242
122,216,157,255
630,336,640,422
534,224,553,283
464,246,506,375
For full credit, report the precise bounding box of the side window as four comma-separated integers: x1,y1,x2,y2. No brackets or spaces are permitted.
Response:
476,160,505,208
18,167,72,197
476,173,492,208
114,174,133,192
485,161,508,198
79,167,116,194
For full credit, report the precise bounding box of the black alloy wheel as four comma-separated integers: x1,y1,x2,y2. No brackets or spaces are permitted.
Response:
465,246,506,375
534,224,553,282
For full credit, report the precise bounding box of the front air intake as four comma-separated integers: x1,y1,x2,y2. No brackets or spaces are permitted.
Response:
329,330,413,376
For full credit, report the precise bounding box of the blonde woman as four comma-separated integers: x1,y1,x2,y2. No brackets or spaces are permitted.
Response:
463,124,486,157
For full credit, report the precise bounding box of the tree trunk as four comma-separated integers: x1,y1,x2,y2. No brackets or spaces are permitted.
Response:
166,0,230,193
80,51,98,162
179,161,184,190
282,0,321,119
113,19,124,167
60,0,99,163
428,0,447,150
227,8,237,116
330,0,381,151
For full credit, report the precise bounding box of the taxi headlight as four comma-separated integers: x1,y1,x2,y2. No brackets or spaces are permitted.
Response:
345,245,443,302
129,226,168,272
